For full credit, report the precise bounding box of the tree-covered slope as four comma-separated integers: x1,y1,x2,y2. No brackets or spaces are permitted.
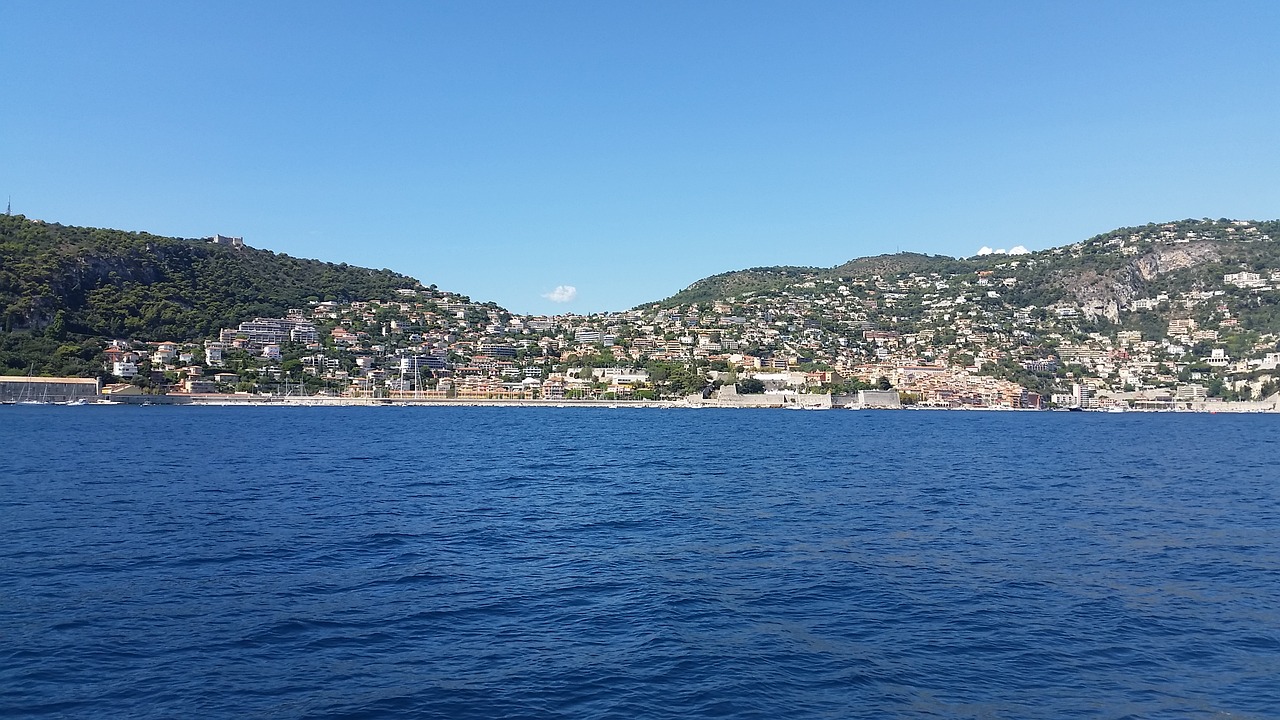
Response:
659,253,979,307
658,266,822,307
657,219,1280,312
0,214,421,341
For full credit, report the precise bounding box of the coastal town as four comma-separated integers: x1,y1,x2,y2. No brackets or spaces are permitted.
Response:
3,218,1279,410
32,219,1270,412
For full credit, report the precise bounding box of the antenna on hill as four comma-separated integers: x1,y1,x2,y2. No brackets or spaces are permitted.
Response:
5,196,10,216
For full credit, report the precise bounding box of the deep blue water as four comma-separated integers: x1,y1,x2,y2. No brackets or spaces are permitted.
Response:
1,406,1278,719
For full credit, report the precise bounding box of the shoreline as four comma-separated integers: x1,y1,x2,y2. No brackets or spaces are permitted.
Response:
8,394,1277,413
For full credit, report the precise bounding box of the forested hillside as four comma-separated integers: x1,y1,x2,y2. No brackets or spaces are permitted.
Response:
661,219,1280,319
645,218,1280,401
0,215,423,376
662,254,978,307
6,213,1280,398
0,215,420,340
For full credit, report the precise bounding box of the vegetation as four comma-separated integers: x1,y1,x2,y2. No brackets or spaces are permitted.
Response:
0,214,418,341
0,332,108,378
7,212,1280,405
0,215,419,373
659,266,822,307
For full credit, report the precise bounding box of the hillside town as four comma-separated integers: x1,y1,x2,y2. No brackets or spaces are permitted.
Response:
82,220,1280,410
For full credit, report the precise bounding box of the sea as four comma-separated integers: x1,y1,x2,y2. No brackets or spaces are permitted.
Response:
1,405,1277,719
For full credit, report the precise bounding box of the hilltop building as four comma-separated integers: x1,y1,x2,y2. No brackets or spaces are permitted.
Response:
209,234,245,248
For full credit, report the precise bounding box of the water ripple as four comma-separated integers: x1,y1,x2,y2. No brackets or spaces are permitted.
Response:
1,406,1278,719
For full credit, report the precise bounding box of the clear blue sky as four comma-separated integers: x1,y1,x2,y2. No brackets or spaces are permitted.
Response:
3,1,1278,315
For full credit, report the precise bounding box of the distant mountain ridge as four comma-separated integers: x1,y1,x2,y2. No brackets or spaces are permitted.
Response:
5,213,1279,349
658,218,1280,313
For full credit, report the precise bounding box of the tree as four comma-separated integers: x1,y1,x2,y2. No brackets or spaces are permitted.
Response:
877,376,892,390
738,378,765,394
1207,377,1225,398
45,310,67,340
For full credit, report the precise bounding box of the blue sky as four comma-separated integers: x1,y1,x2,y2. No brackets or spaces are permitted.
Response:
3,1,1278,314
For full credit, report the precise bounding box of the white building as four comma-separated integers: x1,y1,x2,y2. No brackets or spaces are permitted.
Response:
1072,382,1097,409
1205,348,1230,367
204,343,225,367
1224,271,1264,288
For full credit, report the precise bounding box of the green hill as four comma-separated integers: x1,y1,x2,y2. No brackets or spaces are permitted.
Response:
0,214,421,340
658,219,1280,319
657,266,821,307
659,253,979,307
0,214,422,376
7,212,1280,387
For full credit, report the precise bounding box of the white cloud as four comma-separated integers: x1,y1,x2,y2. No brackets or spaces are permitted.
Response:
543,285,577,303
1009,245,1030,255
977,246,994,256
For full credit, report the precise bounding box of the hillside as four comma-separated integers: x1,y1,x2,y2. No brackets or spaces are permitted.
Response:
0,214,429,377
660,219,1280,325
5,213,1280,403
638,217,1280,401
0,215,421,341
661,254,975,307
